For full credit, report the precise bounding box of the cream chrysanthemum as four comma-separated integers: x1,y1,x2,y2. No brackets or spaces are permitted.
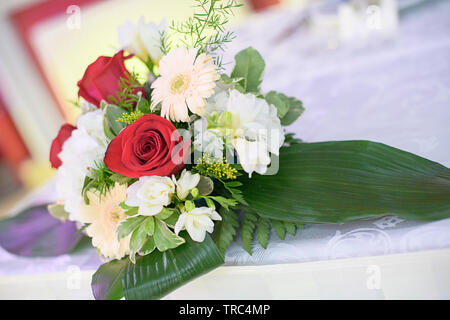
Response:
78,183,130,260
151,47,219,122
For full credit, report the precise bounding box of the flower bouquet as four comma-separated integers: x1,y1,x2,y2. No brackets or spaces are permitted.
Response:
2,0,449,300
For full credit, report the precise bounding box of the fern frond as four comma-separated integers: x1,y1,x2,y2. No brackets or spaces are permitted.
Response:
213,208,239,256
241,209,258,255
256,217,270,249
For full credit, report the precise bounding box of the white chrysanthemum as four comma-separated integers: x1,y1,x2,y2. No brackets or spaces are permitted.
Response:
117,17,166,63
172,169,200,200
201,89,284,177
151,47,219,122
78,183,130,260
56,109,108,220
174,207,222,242
125,176,175,216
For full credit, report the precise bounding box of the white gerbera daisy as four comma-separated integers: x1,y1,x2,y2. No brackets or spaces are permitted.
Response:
78,183,130,260
151,47,219,122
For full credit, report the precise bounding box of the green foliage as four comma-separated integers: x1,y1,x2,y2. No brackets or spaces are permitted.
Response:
219,179,247,205
104,105,127,136
129,222,149,263
107,72,142,111
81,161,116,203
170,0,242,66
265,91,304,126
208,195,238,211
91,257,129,300
230,47,265,93
241,208,258,255
240,141,450,224
213,208,239,255
118,202,139,216
256,217,270,249
122,232,224,300
283,221,297,236
153,219,185,252
109,173,135,185
117,216,146,240
283,132,303,146
271,219,286,240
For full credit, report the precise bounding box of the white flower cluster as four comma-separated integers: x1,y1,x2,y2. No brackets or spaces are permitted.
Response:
193,89,285,177
125,169,221,242
56,109,108,220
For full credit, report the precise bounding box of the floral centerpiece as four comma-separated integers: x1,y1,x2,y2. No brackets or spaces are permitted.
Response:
1,0,448,300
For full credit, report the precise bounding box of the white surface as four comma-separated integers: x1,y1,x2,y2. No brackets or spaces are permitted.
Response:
0,0,449,298
1,249,449,299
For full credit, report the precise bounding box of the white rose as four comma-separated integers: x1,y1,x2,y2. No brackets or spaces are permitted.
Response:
172,169,200,200
174,207,222,242
117,17,166,63
125,176,175,216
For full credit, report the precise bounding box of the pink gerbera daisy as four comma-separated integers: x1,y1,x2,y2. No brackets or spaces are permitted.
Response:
151,47,219,122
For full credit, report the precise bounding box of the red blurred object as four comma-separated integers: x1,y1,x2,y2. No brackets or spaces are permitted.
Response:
249,0,281,11
0,92,29,177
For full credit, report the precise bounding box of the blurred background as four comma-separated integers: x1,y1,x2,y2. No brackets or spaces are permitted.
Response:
0,0,448,216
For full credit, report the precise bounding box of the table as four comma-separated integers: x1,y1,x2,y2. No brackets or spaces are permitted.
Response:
1,0,449,299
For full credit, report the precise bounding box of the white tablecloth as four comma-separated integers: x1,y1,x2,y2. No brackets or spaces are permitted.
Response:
1,0,449,298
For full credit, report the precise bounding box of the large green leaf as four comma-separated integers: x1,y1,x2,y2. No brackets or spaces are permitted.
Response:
240,141,450,223
230,47,265,93
122,233,224,300
91,257,128,300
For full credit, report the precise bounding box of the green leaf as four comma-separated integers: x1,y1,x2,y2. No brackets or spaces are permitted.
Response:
105,104,127,135
230,47,265,93
241,209,258,255
280,97,304,126
265,91,290,119
137,97,151,114
118,202,139,216
155,208,173,221
103,118,116,141
109,173,133,185
91,257,128,300
213,209,239,255
142,217,155,236
129,223,148,255
256,217,270,249
240,141,450,223
140,237,156,255
117,216,146,240
163,212,180,228
153,220,185,252
209,196,238,211
197,176,214,196
47,204,69,220
283,221,297,236
122,232,224,300
271,219,286,240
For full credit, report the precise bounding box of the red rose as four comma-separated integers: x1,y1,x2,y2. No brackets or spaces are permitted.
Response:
77,50,145,107
49,124,76,169
104,114,189,178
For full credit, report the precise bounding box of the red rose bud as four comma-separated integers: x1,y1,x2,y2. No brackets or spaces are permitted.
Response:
104,114,190,178
49,124,76,169
77,50,145,107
